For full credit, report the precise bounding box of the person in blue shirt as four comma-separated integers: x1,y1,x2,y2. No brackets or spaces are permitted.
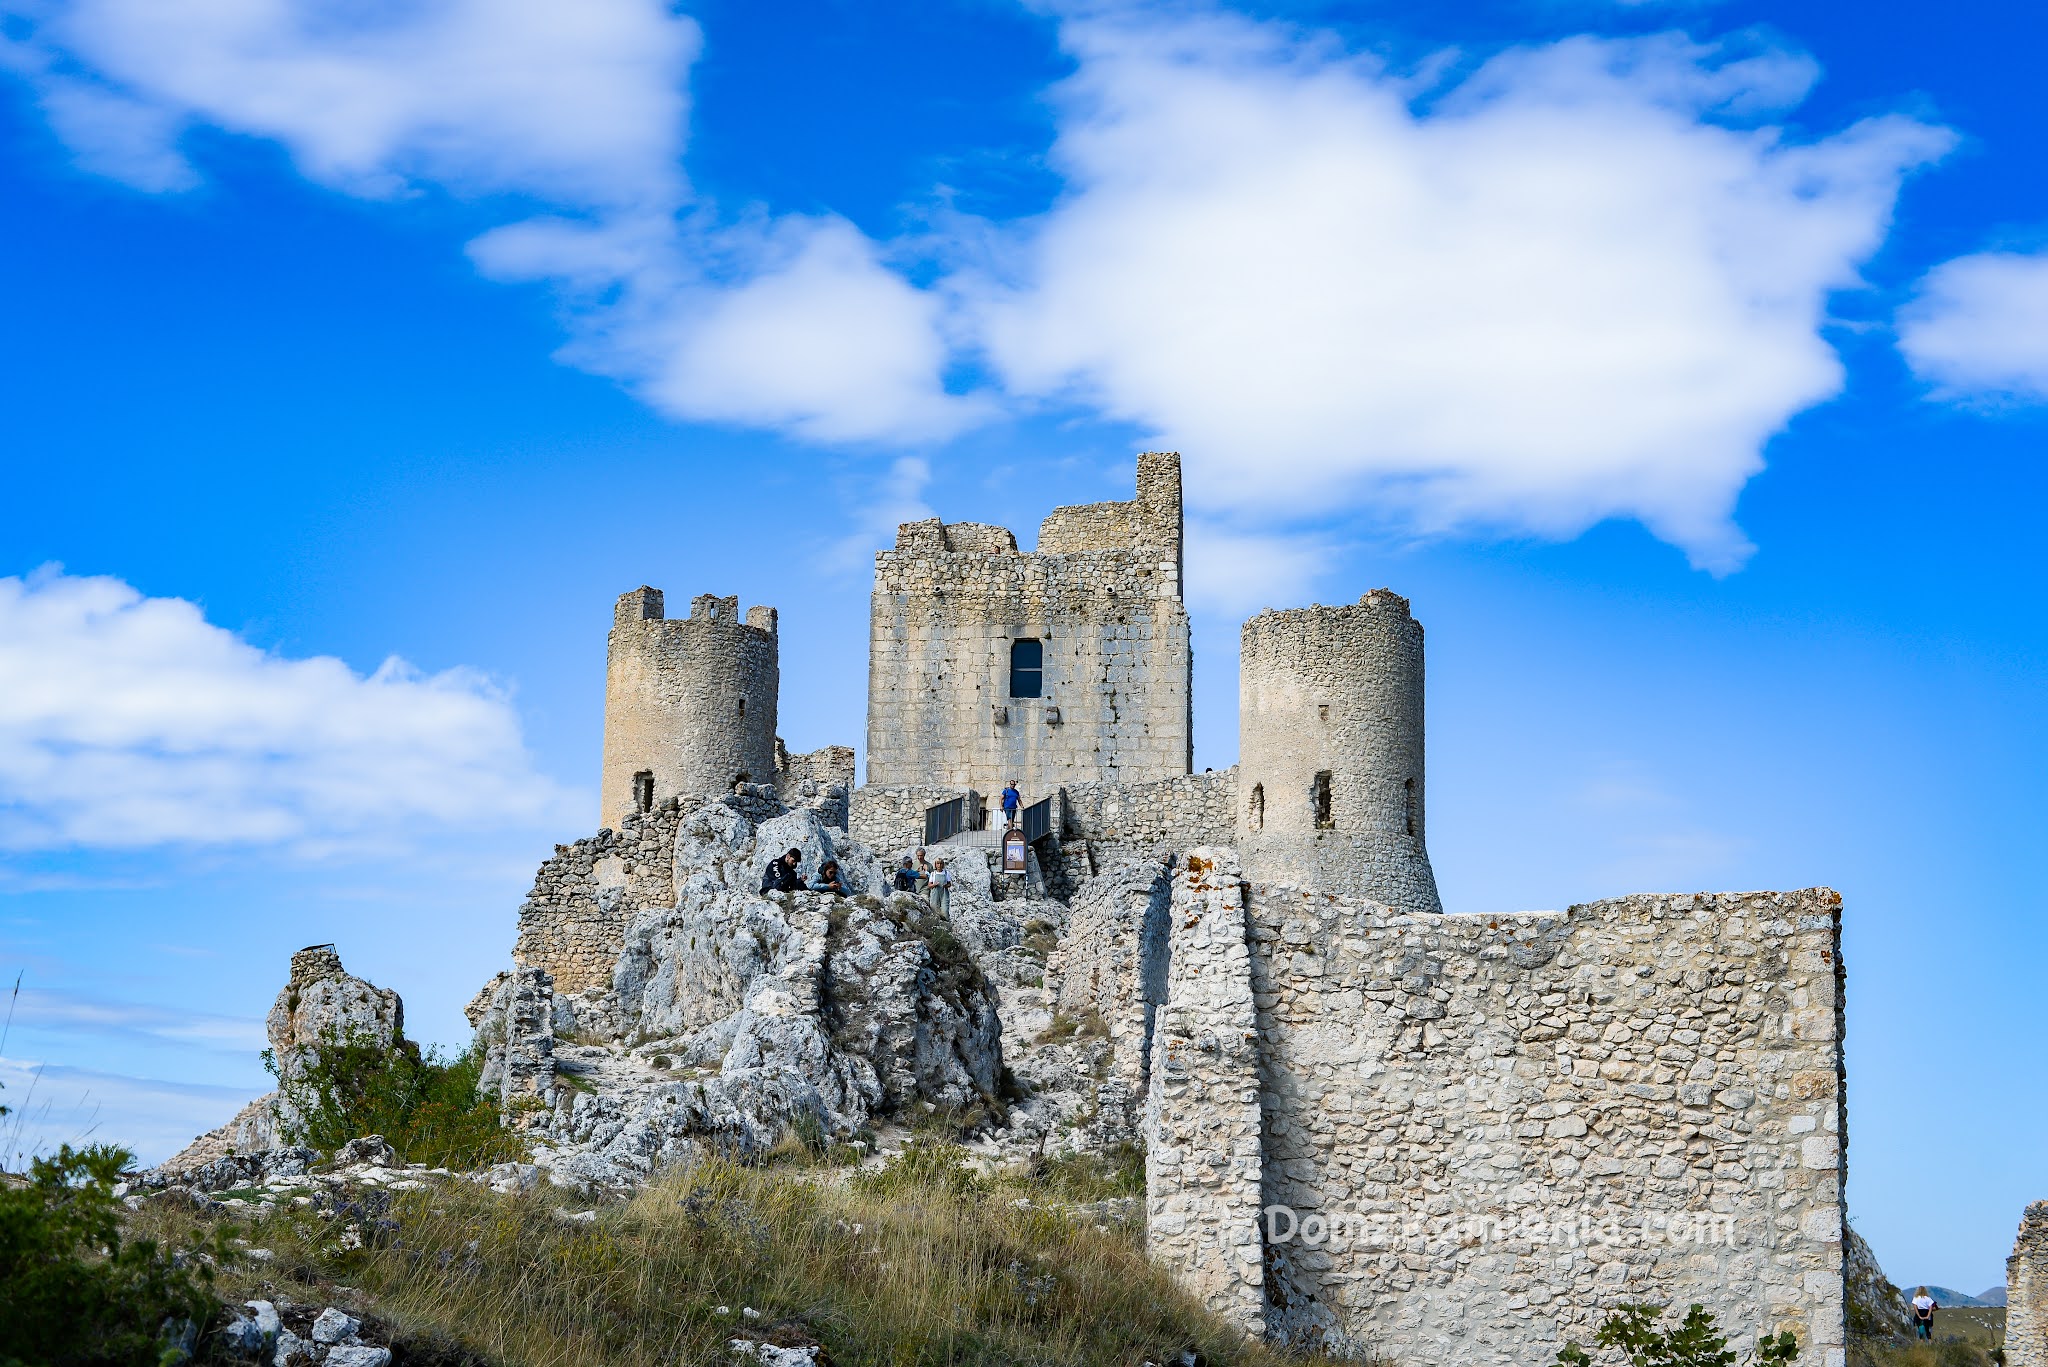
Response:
1001,781,1021,828
809,860,850,897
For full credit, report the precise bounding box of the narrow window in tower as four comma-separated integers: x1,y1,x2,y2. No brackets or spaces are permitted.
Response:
738,697,745,717
1313,771,1334,830
1404,777,1416,836
1009,638,1043,698
632,770,655,813
1249,783,1265,832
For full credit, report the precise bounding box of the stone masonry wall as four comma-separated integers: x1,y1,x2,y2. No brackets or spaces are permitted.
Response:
1146,848,1269,1338
1243,885,1848,1365
1049,858,1174,1136
866,453,1191,798
847,783,965,855
2009,1203,2048,1367
1062,768,1239,872
512,802,686,995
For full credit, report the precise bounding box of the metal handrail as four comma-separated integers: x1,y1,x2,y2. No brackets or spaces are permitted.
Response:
1020,794,1055,846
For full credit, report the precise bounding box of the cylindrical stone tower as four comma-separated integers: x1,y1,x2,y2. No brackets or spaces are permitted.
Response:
599,587,779,826
1236,589,1443,914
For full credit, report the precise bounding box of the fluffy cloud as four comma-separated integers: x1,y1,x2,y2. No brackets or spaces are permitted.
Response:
968,17,1951,570
4,3,1954,567
0,0,694,206
0,569,577,853
0,1056,259,1167
1897,250,2048,402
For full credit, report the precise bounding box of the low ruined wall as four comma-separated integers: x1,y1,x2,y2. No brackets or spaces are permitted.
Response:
1063,768,1238,866
2010,1203,2048,1367
1147,870,1849,1367
848,783,964,855
511,804,686,995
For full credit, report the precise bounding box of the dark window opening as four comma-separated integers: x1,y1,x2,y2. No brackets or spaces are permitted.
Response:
1313,771,1334,830
1249,783,1265,832
738,697,746,717
1009,638,1044,698
632,770,655,813
1404,777,1416,836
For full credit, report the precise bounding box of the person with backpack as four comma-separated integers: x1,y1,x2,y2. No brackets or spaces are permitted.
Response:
1000,781,1022,829
1911,1288,1937,1340
892,857,920,892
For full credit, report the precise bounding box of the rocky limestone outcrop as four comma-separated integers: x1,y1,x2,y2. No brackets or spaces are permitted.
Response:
160,945,405,1174
476,798,1007,1188
1845,1224,1915,1338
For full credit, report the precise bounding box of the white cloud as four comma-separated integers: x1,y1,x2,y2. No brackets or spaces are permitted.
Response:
966,17,1951,571
1182,518,1337,618
3,0,695,207
471,214,989,443
3,3,1955,567
0,567,578,853
1897,250,2048,402
10,987,266,1054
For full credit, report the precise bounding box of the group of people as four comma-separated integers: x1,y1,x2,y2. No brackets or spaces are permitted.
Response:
755,844,959,913
756,847,854,898
890,848,955,913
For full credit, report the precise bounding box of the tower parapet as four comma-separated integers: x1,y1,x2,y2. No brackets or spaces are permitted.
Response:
1236,589,1442,914
600,586,779,826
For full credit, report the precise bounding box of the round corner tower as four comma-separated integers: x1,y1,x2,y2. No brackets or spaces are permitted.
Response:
599,587,779,827
1236,588,1443,914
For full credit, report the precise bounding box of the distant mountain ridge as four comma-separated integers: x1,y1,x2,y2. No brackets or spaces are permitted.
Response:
1910,1286,2004,1308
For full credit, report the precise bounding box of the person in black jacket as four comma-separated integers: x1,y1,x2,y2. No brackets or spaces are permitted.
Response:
759,848,804,894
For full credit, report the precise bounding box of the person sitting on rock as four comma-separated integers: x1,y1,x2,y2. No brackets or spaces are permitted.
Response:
760,847,804,895
809,860,851,897
893,857,920,892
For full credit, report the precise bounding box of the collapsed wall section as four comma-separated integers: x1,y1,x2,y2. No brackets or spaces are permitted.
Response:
1146,848,1269,1337
866,453,1191,798
2011,1203,2048,1367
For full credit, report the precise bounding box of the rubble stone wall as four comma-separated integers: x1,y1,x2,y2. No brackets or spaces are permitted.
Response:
866,453,1191,797
847,783,966,855
2010,1203,2048,1367
1062,768,1238,871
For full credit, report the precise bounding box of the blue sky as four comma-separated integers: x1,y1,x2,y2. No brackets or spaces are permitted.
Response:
2,0,2044,1294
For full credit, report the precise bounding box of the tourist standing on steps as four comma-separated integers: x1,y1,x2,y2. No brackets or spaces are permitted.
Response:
1911,1288,1936,1339
760,847,803,894
1001,781,1021,829
928,858,954,915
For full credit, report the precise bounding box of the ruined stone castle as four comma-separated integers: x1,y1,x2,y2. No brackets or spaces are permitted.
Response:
511,453,1847,1367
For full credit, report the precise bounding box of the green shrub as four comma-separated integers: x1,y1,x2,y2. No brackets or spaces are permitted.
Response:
1557,1302,1798,1367
267,1030,524,1170
0,1143,230,1367
848,1138,982,1200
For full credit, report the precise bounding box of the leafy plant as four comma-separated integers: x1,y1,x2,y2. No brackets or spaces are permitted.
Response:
1557,1302,1798,1367
267,1029,524,1169
0,1143,231,1367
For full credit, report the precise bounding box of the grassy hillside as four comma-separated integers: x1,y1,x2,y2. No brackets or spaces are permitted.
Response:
1850,1306,2007,1367
138,1142,1331,1367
